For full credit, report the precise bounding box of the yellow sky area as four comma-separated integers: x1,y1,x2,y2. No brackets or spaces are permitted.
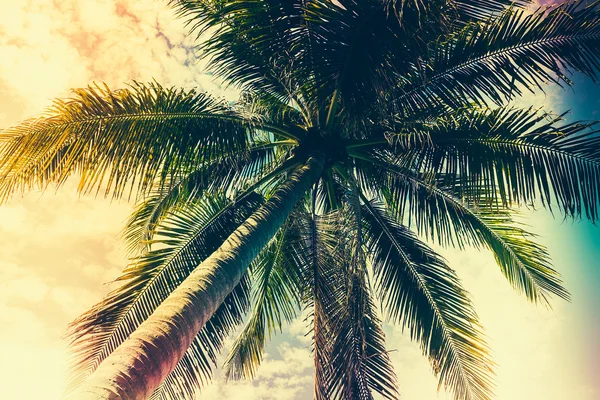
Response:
0,1,597,399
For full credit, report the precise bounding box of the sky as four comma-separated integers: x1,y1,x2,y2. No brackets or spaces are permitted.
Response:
0,1,598,399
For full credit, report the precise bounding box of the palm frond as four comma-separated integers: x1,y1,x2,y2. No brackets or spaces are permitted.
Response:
389,106,600,220
397,1,600,115
354,152,569,304
321,195,399,400
122,141,292,254
361,199,494,400
390,170,568,304
291,201,344,400
65,193,263,393
0,82,258,201
304,0,433,121
239,89,307,130
385,0,530,24
451,0,531,22
328,270,398,400
170,0,312,116
172,0,444,122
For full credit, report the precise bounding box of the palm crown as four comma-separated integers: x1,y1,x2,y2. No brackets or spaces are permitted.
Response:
1,1,600,399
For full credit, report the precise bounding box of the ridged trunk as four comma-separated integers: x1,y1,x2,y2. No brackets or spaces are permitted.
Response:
65,157,323,399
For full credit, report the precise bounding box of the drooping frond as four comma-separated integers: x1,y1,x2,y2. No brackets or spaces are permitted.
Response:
352,152,569,304
122,140,293,254
0,82,256,201
361,199,494,400
391,169,568,304
290,201,344,400
462,204,569,305
397,1,600,115
389,107,600,220
328,269,398,400
320,196,399,400
65,193,263,393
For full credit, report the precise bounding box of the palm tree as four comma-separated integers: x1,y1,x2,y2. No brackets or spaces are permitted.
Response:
1,0,600,399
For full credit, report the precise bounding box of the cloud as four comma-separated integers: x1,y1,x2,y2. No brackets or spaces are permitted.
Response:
0,0,231,128
203,342,313,400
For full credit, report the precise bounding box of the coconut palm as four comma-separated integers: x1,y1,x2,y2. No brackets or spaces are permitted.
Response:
1,0,600,399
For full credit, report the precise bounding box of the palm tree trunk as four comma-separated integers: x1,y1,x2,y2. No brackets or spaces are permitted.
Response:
65,157,324,400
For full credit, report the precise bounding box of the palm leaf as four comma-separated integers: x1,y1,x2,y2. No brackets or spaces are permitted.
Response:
122,139,293,254
390,170,568,304
361,199,494,400
353,152,569,304
305,204,349,399
389,106,600,220
324,194,399,400
385,0,531,23
170,0,312,116
292,201,344,400
0,82,260,201
397,1,600,115
451,0,531,22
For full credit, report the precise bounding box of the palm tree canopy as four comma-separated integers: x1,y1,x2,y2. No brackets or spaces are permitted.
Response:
1,1,600,399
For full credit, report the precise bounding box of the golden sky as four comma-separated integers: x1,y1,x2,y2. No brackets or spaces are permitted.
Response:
0,1,597,399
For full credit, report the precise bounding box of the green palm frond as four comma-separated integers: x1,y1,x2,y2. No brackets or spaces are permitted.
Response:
0,82,261,201
386,0,530,23
66,193,262,394
239,89,307,131
122,140,293,254
353,152,569,304
328,270,398,400
291,200,344,400
170,0,311,114
361,199,494,400
389,106,600,220
451,0,531,22
387,169,568,303
305,0,432,121
223,216,303,380
467,205,569,304
322,197,399,400
397,1,600,115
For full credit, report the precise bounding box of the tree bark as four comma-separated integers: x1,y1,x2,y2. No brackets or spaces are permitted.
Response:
65,157,323,399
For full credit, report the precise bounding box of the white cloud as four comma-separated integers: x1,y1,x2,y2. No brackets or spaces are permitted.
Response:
203,342,313,400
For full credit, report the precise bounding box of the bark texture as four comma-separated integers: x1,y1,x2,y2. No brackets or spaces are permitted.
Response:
65,157,323,400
